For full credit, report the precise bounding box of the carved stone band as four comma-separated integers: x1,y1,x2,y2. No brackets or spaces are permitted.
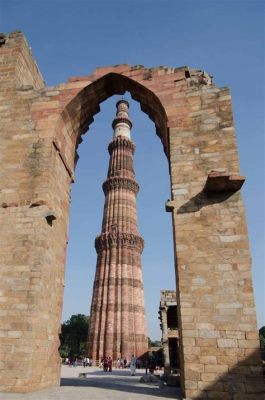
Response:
108,136,135,154
102,177,139,194
91,303,146,314
94,277,144,289
95,232,144,253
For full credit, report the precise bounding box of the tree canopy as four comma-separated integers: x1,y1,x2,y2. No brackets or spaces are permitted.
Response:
259,326,265,361
148,337,161,348
59,314,89,359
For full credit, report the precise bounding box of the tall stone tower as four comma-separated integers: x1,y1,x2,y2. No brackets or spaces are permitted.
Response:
87,100,148,362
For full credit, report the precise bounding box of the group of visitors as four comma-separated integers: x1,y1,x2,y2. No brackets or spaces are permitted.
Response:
82,357,91,367
100,355,137,375
117,357,127,368
65,357,78,367
101,356,113,372
64,354,138,376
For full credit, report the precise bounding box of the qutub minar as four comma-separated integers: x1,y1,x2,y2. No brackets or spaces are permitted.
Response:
87,100,148,362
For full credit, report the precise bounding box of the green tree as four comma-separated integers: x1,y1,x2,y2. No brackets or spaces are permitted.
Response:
59,314,89,359
259,326,265,361
148,337,152,348
148,337,161,348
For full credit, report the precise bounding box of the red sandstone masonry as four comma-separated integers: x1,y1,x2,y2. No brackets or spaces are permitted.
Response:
0,31,263,399
88,122,148,361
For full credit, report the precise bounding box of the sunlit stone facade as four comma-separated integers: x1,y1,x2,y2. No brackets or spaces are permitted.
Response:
0,31,263,398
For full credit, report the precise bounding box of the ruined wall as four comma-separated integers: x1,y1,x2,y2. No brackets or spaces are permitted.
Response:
0,32,70,391
0,32,263,399
166,76,263,399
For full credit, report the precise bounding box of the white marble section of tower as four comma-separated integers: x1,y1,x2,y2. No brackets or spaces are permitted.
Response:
112,100,132,140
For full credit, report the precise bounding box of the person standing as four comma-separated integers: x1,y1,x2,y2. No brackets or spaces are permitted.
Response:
149,357,156,374
130,355,137,376
120,357,124,369
103,356,108,372
108,356,113,372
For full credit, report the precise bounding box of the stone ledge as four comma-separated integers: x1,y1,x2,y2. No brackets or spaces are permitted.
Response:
204,171,245,194
165,200,176,212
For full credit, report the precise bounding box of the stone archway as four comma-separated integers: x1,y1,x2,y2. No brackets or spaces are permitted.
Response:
0,32,263,399
52,70,169,182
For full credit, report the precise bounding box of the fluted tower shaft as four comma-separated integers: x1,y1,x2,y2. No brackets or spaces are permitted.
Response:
87,100,148,362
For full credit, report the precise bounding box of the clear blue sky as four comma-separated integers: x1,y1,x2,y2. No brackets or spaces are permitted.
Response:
1,0,264,340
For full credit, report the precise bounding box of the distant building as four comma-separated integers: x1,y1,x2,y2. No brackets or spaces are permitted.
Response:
159,290,180,373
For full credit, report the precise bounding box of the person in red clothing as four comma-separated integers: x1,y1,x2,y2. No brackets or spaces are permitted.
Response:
103,357,108,372
108,356,113,372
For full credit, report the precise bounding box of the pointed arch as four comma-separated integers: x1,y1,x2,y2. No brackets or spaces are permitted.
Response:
55,72,169,173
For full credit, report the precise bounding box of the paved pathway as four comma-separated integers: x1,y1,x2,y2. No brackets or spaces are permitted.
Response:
0,366,182,400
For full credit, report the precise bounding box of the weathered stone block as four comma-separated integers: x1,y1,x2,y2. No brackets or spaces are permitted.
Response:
205,364,228,373
217,339,238,348
238,339,260,349
185,380,198,389
201,373,218,382
207,391,233,400
199,329,220,338
200,356,217,365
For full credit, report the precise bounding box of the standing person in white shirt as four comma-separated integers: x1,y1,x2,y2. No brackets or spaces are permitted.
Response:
130,355,137,376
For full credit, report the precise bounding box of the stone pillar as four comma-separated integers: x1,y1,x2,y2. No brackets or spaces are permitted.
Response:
161,306,170,368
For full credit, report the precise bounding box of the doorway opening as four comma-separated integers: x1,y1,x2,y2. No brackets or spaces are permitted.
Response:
61,93,176,364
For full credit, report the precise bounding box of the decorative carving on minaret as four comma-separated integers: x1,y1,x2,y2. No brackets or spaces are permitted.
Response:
95,232,144,253
102,178,139,195
87,100,148,362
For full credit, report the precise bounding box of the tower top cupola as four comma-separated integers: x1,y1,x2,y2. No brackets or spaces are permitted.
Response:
112,99,132,140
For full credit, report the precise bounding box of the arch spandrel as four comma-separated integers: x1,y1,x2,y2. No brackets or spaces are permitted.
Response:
32,64,214,180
